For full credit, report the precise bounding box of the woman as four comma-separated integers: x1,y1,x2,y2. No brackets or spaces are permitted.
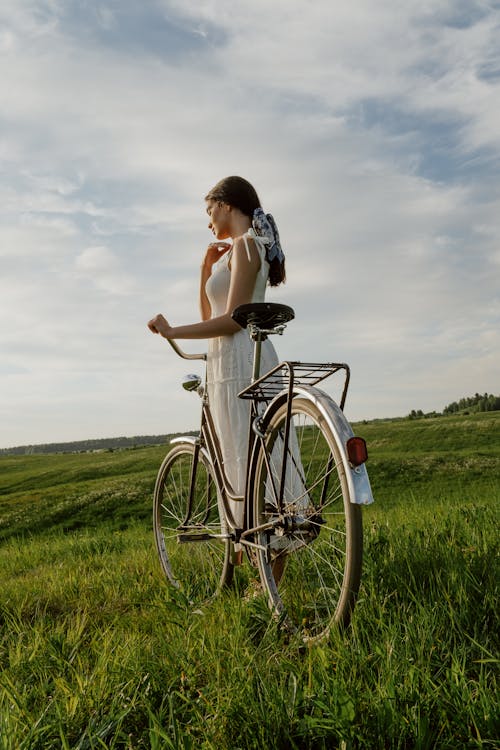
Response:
148,176,286,526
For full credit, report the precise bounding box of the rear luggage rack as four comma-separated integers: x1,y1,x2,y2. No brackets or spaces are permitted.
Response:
238,361,350,411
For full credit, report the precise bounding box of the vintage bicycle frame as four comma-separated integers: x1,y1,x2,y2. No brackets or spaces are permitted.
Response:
166,333,272,538
165,331,358,556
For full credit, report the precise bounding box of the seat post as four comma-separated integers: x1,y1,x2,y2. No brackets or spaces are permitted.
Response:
231,303,295,384
251,333,264,383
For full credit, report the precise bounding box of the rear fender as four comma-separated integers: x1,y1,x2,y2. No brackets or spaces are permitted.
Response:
264,385,374,506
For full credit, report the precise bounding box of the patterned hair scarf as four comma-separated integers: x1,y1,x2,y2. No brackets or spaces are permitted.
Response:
252,207,285,264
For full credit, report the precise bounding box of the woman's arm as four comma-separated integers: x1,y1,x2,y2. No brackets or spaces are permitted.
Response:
199,241,231,321
148,237,260,340
199,262,212,321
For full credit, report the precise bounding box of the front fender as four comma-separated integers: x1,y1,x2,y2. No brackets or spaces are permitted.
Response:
170,435,199,447
169,435,215,472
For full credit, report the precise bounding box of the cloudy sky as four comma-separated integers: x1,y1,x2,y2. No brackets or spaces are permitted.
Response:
1,0,499,448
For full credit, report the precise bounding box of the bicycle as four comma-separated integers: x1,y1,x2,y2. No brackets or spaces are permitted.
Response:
153,302,374,642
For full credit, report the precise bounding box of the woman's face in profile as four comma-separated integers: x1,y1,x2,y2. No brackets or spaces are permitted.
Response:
206,200,231,240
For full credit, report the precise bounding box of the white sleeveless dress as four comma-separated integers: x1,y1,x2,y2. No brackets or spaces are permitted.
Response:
205,231,279,525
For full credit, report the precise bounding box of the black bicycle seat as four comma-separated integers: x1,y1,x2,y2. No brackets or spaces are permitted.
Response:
232,302,295,330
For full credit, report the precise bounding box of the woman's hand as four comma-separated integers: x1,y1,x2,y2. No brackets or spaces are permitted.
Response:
147,313,173,338
202,241,231,270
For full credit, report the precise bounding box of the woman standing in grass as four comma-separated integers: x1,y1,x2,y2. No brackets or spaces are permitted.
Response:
147,176,286,525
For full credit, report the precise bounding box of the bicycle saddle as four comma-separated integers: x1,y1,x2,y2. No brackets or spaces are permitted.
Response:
232,302,295,331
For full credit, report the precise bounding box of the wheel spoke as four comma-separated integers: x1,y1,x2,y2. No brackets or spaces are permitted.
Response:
253,397,362,640
153,445,232,604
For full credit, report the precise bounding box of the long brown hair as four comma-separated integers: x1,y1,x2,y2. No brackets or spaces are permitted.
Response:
205,176,286,286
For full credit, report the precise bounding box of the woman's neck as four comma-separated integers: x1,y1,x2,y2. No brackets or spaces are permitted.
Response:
229,208,252,239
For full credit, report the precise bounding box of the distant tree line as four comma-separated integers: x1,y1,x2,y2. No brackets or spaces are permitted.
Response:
3,391,499,453
443,392,500,415
0,433,198,456
407,409,438,420
408,392,500,420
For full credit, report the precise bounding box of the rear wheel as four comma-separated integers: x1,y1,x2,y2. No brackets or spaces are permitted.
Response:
153,443,233,605
251,396,362,641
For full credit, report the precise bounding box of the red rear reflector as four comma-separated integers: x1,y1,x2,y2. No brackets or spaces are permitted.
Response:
346,437,368,466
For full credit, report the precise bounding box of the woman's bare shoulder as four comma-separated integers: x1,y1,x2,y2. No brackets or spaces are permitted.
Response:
231,234,260,263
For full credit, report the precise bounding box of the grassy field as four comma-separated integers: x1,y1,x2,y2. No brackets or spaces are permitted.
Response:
0,412,498,748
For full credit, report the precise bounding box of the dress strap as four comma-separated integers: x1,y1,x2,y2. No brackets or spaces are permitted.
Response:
242,229,270,270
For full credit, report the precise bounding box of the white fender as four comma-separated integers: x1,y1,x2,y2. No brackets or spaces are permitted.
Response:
272,385,374,506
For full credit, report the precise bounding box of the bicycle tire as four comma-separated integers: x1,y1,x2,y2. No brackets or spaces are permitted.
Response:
153,442,233,604
250,394,362,641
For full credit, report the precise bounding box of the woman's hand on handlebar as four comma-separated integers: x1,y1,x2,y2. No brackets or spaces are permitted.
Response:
148,313,172,338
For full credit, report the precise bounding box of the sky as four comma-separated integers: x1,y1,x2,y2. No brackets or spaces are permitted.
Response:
1,0,499,448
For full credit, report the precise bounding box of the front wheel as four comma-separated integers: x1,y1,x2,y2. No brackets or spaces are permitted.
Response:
251,396,363,641
153,442,233,605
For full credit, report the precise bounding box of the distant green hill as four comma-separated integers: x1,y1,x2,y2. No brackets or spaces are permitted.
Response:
3,392,498,455
0,432,198,456
1,411,498,543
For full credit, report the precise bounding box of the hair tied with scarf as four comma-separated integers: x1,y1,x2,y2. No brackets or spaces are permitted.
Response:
252,207,285,265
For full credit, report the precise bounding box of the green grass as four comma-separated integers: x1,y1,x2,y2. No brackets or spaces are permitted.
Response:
0,413,498,748
0,446,166,540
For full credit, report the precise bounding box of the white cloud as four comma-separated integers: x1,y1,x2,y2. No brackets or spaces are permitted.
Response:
74,245,136,295
0,0,499,446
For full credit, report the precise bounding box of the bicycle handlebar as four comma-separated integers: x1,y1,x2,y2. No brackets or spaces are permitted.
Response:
166,338,207,362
